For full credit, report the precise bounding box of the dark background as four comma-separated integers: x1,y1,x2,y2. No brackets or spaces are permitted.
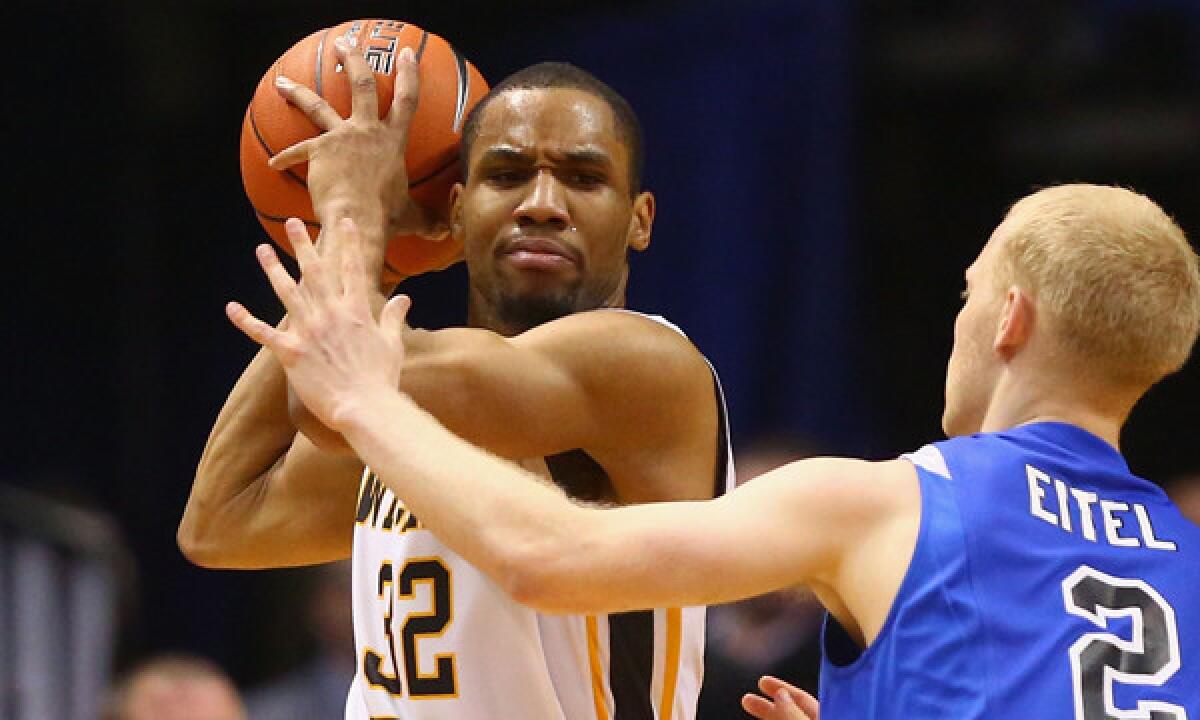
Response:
8,0,1200,690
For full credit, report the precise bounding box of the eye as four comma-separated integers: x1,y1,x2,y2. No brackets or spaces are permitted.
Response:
567,172,604,188
486,170,528,186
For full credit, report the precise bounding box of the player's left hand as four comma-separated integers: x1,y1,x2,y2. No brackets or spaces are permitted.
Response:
742,676,819,720
227,216,412,430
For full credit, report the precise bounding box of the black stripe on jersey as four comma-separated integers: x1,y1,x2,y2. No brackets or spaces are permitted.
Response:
710,369,731,499
609,609,655,720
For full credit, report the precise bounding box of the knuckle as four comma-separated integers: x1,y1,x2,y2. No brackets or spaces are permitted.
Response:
277,342,302,364
393,89,418,111
352,73,377,91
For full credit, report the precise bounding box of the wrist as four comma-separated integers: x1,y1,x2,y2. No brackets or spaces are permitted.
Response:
330,385,410,437
317,197,387,235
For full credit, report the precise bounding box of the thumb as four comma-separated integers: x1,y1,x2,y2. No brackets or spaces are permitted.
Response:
381,294,413,337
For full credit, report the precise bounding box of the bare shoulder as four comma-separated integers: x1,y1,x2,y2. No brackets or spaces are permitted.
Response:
756,456,919,519
516,308,700,353
513,309,712,393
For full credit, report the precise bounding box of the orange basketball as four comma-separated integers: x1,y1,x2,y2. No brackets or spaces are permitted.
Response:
239,19,489,283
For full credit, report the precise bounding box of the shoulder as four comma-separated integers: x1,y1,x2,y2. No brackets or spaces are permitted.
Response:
518,308,694,346
903,443,952,479
787,457,918,510
736,457,920,595
513,309,711,386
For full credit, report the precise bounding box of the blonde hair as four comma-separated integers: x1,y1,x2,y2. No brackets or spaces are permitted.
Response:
998,184,1200,388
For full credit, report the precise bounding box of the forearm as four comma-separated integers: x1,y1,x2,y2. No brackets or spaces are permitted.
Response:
334,387,851,613
333,387,763,614
179,344,294,563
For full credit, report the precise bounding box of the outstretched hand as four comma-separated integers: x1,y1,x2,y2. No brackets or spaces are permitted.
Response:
227,217,412,431
742,676,820,720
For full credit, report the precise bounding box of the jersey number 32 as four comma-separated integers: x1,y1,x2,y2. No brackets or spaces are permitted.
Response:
364,558,457,699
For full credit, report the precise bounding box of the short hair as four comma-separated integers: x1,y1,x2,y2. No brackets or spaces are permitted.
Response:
997,184,1200,388
460,62,645,195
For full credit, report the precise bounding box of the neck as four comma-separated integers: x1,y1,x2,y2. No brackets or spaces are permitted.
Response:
465,278,630,336
977,367,1136,450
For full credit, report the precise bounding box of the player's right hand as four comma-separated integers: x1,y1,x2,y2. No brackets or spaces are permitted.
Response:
742,676,819,720
269,38,445,243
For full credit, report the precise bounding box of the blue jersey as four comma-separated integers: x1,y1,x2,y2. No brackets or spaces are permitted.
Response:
819,422,1200,719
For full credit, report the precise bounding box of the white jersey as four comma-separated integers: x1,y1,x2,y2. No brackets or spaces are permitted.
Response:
345,313,735,720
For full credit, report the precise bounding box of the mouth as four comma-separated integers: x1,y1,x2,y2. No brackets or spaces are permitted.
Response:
498,235,580,272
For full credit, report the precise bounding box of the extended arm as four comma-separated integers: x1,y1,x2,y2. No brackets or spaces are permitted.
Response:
335,390,917,621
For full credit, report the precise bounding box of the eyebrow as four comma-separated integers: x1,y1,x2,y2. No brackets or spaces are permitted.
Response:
478,146,533,166
557,148,613,168
476,145,614,168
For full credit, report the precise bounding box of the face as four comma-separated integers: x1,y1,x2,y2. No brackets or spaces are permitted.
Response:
941,226,1009,437
451,87,653,335
125,675,245,720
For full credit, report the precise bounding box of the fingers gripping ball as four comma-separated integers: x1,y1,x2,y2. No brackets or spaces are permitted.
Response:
239,19,489,282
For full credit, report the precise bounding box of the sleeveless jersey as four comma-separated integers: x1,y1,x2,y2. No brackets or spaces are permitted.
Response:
819,422,1200,719
345,313,736,720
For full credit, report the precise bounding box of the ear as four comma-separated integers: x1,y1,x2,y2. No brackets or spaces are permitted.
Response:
448,183,466,242
627,191,655,253
994,286,1034,358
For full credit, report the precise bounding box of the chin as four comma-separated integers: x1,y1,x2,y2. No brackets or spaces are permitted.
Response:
495,291,578,333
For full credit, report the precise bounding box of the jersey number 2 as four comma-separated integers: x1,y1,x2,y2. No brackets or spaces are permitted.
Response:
364,558,457,699
1061,565,1186,720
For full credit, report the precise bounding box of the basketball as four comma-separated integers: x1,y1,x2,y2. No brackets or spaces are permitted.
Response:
239,19,489,282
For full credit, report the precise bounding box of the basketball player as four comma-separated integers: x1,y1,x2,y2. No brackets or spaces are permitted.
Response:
180,39,733,719
230,183,1200,718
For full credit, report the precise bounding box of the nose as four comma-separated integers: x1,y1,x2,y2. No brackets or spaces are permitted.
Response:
513,170,570,230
